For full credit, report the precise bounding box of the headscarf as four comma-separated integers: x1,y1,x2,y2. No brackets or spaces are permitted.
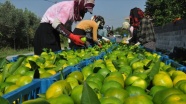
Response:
122,22,130,30
74,0,95,21
129,7,144,30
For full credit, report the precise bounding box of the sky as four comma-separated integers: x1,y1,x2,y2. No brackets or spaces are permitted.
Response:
0,0,147,29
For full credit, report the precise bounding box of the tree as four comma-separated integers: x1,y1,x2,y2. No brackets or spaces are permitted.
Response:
113,27,130,37
0,1,40,49
145,0,186,26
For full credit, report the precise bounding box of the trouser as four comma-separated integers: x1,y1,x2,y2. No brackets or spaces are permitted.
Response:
129,29,138,44
143,41,156,51
34,23,61,55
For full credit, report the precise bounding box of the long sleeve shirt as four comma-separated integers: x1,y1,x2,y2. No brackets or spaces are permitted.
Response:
98,28,108,37
41,1,74,25
137,17,155,44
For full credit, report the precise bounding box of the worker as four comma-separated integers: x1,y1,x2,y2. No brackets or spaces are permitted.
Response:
33,0,95,55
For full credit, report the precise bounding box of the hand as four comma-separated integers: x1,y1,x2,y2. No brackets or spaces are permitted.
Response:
69,33,85,46
102,37,110,42
135,42,140,46
95,41,102,48
123,40,129,44
123,37,132,44
98,43,102,48
127,37,132,41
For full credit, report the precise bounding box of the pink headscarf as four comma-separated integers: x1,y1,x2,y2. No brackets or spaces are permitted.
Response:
74,0,95,21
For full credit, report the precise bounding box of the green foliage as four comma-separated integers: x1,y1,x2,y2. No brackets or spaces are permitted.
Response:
0,47,33,58
113,27,130,37
145,0,186,26
0,1,40,49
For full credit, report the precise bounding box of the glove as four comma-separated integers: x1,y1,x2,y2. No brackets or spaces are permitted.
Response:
102,37,110,42
98,43,102,48
69,33,85,46
124,37,132,44
95,41,102,48
135,42,140,46
127,37,132,41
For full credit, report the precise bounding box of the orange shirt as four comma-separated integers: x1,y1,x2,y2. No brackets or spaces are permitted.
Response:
75,20,98,42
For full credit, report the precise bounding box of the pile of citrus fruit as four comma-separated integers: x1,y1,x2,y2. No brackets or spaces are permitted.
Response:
19,44,186,104
0,43,112,98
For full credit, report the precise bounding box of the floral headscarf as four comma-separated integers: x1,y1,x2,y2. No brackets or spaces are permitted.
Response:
74,0,95,21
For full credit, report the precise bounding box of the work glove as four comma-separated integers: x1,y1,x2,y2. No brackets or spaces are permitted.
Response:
102,37,110,42
135,42,140,46
95,41,102,48
69,33,85,46
123,37,132,44
52,18,84,46
98,43,102,48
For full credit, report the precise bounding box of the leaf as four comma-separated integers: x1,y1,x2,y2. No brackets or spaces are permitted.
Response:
0,57,8,69
147,60,160,81
2,64,10,82
29,60,40,79
0,96,9,104
37,93,46,98
129,57,140,66
22,98,50,104
143,60,153,70
81,82,100,104
8,55,26,74
112,60,119,70
0,82,14,91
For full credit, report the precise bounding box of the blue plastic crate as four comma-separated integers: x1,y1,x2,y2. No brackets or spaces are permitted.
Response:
39,72,62,94
100,52,106,58
75,60,91,69
62,66,80,78
89,56,96,63
171,61,184,70
177,66,186,73
2,80,41,104
106,49,112,53
38,66,77,93
164,59,173,65
8,56,19,62
162,55,169,61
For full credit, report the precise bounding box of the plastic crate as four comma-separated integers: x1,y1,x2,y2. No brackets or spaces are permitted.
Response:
2,80,41,104
171,61,184,70
39,72,61,94
164,59,173,65
39,66,77,93
177,66,186,73
164,59,186,71
75,59,91,69
62,66,80,78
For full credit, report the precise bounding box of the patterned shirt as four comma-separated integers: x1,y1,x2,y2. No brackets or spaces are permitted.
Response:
41,1,74,25
137,17,155,44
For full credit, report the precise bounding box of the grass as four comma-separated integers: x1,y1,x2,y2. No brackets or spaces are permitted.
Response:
0,42,69,58
0,47,34,58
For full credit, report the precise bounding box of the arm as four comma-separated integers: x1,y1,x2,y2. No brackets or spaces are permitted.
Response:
52,18,84,46
92,21,99,42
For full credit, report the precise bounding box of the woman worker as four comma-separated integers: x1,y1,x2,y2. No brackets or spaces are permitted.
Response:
33,0,95,55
